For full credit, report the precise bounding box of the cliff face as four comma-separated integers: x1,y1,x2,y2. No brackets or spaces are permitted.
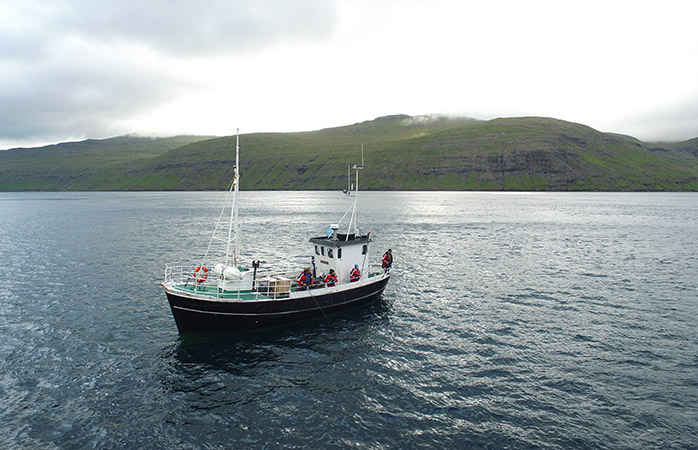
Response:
1,116,697,191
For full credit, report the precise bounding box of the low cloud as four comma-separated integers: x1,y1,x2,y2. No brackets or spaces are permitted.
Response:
57,0,337,56
0,0,338,148
0,42,189,146
2,0,697,149
614,97,698,142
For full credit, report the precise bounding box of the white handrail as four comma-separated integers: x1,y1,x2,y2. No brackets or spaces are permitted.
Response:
164,262,387,301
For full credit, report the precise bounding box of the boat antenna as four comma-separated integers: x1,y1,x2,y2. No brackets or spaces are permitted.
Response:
351,145,365,236
225,129,240,268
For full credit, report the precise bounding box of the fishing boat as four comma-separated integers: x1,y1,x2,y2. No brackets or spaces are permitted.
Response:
161,132,392,333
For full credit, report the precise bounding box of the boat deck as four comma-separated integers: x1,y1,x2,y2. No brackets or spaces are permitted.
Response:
176,284,270,301
165,267,388,302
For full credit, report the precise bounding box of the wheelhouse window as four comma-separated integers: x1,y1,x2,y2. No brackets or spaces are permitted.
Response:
338,248,342,259
315,245,319,255
328,249,333,258
321,246,325,256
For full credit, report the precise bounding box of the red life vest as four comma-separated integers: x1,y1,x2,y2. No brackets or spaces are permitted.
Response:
324,273,338,286
382,252,393,268
350,268,361,282
298,272,312,286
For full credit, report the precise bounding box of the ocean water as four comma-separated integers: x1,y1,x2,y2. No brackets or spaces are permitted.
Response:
1,191,697,449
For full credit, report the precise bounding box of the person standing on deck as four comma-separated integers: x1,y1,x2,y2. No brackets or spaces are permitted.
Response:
298,267,313,290
382,249,393,273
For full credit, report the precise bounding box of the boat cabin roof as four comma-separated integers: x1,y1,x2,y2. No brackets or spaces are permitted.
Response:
309,233,371,248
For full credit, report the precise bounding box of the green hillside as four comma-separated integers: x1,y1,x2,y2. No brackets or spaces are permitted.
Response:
1,116,698,191
0,135,214,190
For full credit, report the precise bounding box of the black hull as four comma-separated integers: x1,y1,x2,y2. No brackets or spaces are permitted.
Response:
166,275,390,333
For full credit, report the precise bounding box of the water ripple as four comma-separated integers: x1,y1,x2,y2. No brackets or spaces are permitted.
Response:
1,191,697,448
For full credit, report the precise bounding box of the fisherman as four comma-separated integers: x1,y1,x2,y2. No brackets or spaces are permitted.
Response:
350,264,361,282
298,267,313,290
382,249,393,273
324,269,338,287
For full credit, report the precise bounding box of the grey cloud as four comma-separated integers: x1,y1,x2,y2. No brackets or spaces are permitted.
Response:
50,0,337,56
617,97,698,142
0,52,189,144
0,0,338,148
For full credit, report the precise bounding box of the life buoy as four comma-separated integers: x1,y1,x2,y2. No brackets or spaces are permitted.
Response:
194,266,208,283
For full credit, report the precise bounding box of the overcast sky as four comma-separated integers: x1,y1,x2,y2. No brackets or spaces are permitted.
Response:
2,0,697,149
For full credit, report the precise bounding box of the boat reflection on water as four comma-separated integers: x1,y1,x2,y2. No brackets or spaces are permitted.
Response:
160,299,394,379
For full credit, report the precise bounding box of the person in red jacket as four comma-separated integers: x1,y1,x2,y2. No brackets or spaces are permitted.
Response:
381,249,393,273
298,267,312,290
324,269,338,287
350,264,361,282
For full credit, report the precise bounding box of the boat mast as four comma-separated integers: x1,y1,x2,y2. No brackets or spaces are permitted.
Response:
351,145,364,235
225,130,240,268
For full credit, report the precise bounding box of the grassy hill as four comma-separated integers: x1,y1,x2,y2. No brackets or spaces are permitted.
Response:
0,135,215,190
1,116,697,191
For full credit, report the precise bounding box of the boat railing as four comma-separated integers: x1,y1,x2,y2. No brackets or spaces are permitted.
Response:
164,263,199,285
164,263,286,300
164,262,278,285
164,262,388,300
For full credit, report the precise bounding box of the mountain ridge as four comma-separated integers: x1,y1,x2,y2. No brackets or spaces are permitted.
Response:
1,115,697,191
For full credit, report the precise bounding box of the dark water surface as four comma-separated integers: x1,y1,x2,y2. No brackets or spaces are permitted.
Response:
1,191,697,449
